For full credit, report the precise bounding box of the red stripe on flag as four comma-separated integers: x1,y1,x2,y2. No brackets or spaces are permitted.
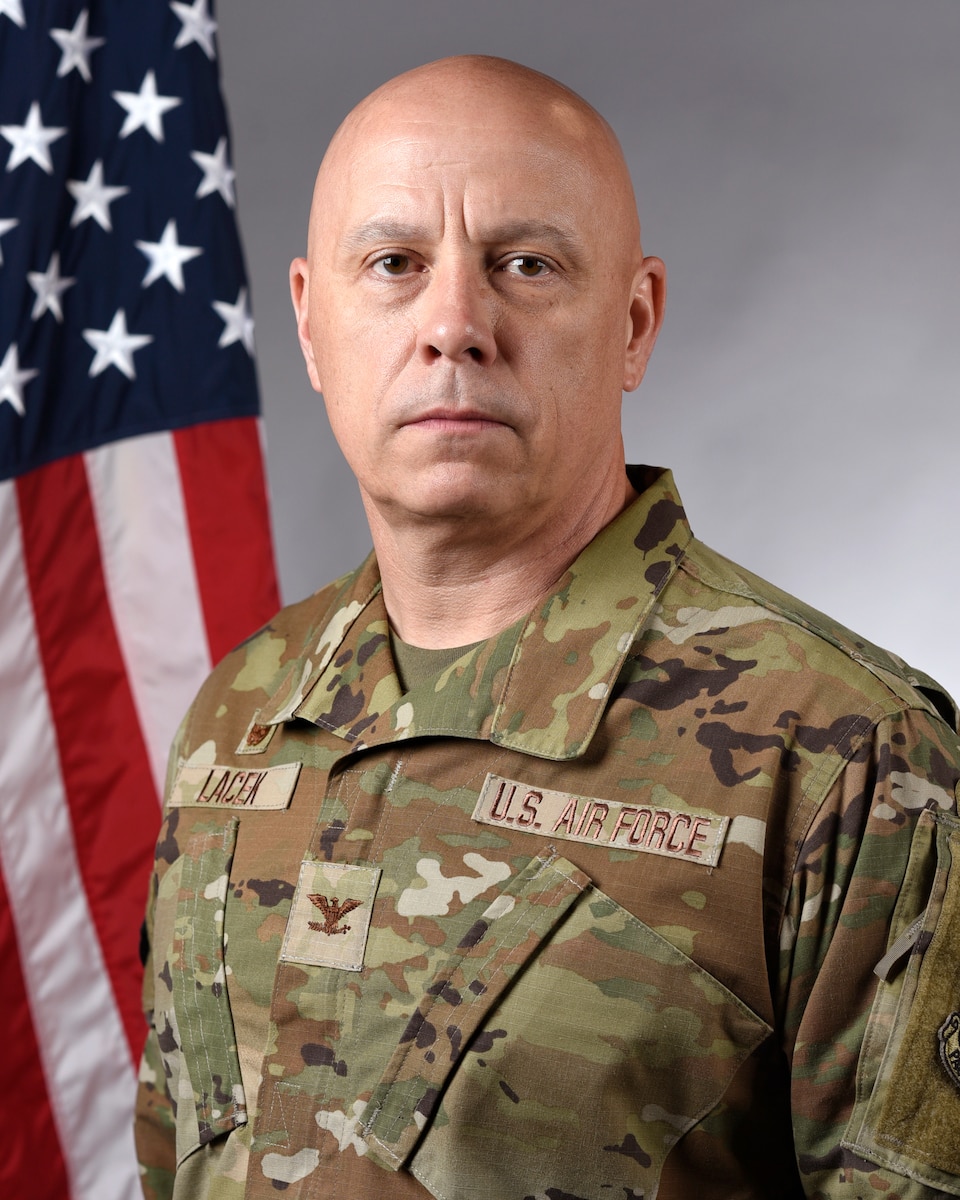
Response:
0,865,71,1200
16,458,158,1065
174,417,280,665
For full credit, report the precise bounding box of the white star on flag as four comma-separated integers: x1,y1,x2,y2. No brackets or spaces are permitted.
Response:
51,9,106,82
0,0,25,29
82,309,153,379
0,343,38,416
1,102,67,174
191,136,235,207
112,70,182,142
171,0,218,60
0,216,17,266
213,287,255,355
66,159,130,230
136,219,202,291
28,252,77,322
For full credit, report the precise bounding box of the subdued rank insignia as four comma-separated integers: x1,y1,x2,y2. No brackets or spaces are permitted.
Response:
236,714,277,755
939,1012,960,1092
472,773,728,867
281,861,381,971
308,894,362,935
169,761,301,809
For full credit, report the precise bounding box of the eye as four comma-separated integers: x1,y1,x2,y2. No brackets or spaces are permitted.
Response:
372,254,411,276
503,255,551,278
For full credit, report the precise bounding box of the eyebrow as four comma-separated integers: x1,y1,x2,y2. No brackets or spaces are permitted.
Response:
488,221,586,263
340,221,425,253
340,219,586,263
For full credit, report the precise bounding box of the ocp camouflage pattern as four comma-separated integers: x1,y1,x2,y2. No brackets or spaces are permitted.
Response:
135,466,960,1199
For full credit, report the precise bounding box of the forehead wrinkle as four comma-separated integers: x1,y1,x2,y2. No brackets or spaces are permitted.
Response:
343,106,597,165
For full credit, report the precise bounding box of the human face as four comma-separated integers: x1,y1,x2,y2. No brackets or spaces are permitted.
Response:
291,76,664,547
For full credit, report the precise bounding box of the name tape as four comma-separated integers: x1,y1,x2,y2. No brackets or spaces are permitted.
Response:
472,773,728,867
169,761,301,810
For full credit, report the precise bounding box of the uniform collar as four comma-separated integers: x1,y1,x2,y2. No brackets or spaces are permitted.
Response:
258,467,692,762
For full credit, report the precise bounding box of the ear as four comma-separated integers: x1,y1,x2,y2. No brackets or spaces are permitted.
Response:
622,255,666,392
289,256,322,393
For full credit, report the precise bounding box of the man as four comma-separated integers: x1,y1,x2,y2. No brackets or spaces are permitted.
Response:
135,56,960,1199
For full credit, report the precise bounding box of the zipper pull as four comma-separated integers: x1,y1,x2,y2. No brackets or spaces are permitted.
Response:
874,914,925,982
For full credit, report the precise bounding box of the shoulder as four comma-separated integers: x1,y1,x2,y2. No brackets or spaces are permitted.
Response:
216,574,351,688
175,558,376,759
648,536,959,734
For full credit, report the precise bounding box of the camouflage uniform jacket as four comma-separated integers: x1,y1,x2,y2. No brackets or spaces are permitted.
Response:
136,466,960,1200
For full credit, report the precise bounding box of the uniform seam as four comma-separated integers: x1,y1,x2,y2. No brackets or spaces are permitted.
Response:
184,832,240,1136
334,753,513,858
785,699,911,869
677,553,939,717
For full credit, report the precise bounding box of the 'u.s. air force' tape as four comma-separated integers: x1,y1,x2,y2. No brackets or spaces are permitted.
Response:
169,762,301,810
472,773,728,867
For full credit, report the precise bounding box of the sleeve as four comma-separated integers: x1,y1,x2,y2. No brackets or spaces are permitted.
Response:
133,720,188,1198
780,703,960,1198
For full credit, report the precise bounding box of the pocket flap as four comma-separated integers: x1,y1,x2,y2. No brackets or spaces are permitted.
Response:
361,853,771,1200
361,851,589,1165
160,819,248,1164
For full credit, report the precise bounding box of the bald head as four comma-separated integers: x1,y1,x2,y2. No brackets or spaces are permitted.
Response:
341,53,614,133
289,54,665,570
309,55,643,264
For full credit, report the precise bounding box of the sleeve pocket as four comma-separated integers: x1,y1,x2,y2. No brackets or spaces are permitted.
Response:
361,851,771,1200
843,808,960,1195
152,818,248,1166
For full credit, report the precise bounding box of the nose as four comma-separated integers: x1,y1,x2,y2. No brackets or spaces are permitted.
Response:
415,260,497,366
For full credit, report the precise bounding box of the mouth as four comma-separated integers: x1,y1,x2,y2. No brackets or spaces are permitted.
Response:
401,407,510,434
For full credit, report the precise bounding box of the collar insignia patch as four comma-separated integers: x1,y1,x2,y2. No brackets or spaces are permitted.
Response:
236,714,276,754
281,861,382,971
472,773,729,867
939,1012,960,1092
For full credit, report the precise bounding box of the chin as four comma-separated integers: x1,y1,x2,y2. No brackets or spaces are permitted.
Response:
385,464,520,520
389,486,513,527
408,493,502,523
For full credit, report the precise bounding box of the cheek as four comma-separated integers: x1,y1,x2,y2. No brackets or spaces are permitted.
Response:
317,305,411,393
321,394,379,489
550,352,624,449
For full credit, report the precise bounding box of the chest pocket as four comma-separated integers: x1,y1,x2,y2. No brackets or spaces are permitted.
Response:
360,852,771,1200
151,818,247,1165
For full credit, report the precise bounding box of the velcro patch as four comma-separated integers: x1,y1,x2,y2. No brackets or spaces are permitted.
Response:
472,773,728,867
170,762,301,810
939,1012,960,1092
281,860,381,971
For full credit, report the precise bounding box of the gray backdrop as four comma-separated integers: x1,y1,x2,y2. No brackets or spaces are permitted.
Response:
216,0,960,697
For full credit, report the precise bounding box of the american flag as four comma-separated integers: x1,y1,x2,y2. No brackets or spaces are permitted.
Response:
0,2,279,1196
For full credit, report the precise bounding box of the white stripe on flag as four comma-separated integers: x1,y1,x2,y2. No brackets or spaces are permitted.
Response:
85,432,212,799
0,481,141,1200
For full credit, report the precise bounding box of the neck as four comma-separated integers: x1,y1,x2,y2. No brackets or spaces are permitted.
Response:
365,471,637,649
